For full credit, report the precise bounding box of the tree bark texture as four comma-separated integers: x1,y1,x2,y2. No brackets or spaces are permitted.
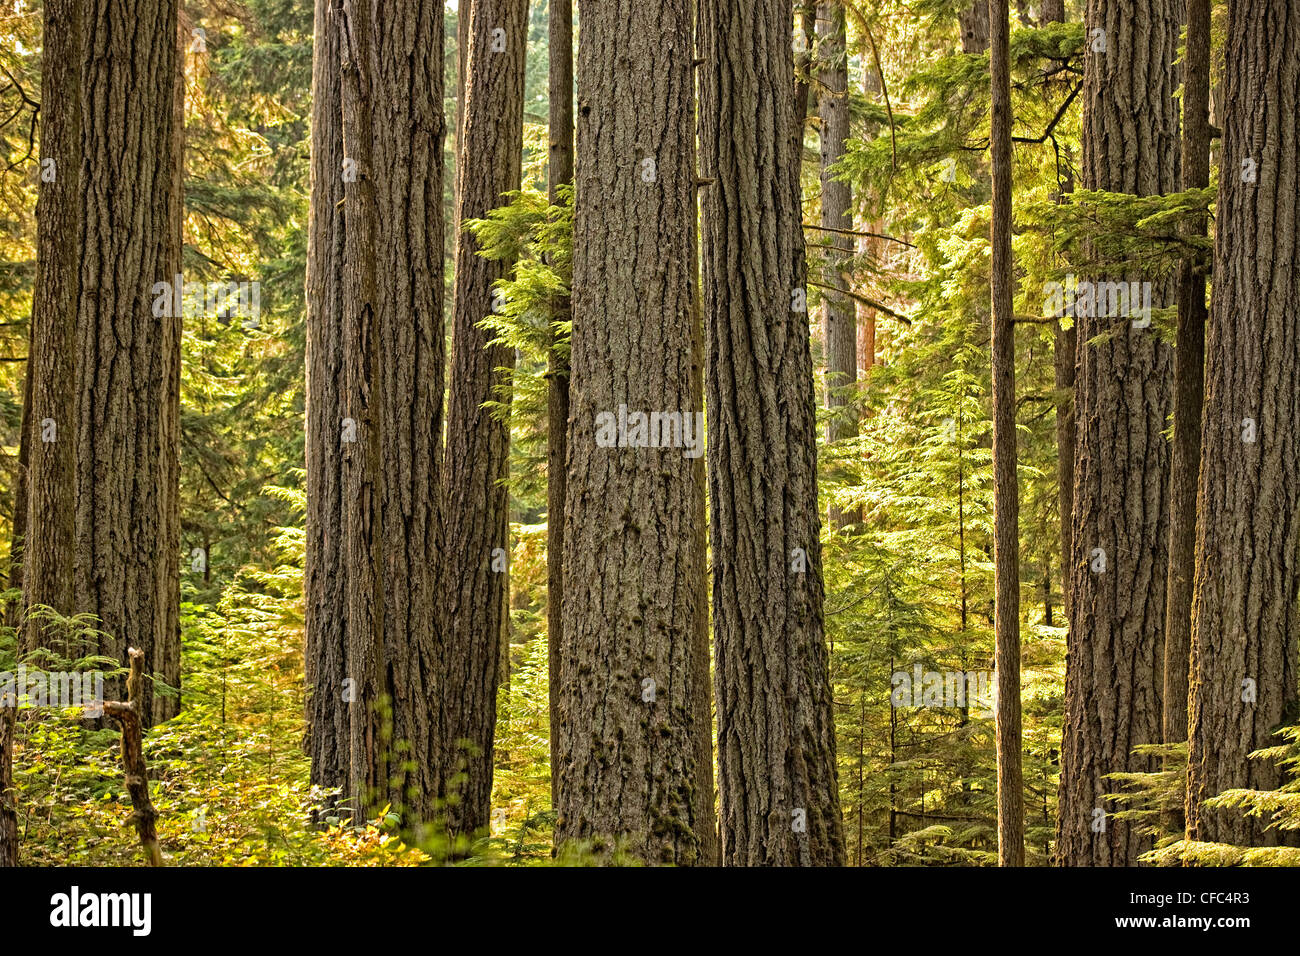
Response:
554,0,705,865
698,0,846,866
1057,0,1180,866
1186,0,1300,849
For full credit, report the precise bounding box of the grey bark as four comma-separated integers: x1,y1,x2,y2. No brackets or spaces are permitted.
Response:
554,0,705,865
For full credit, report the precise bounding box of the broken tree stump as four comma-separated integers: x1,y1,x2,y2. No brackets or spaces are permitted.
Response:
103,647,163,866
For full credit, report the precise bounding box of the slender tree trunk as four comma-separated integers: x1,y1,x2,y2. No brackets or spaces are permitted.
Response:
1043,0,1072,628
546,0,573,816
817,2,858,532
1057,0,1180,866
305,0,350,796
688,172,718,866
698,0,846,866
554,0,704,865
989,0,1023,868
1053,316,1075,622
454,0,473,254
155,17,185,724
1162,0,1210,749
23,0,82,655
75,0,182,727
0,704,14,866
1186,0,1300,849
442,0,527,840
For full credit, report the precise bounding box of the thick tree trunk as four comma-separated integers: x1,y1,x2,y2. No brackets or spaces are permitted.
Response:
554,0,704,865
329,0,447,828
698,0,846,866
546,0,573,816
23,0,82,655
74,0,182,727
817,2,858,532
989,0,1023,868
1057,0,1180,866
1163,0,1210,749
305,0,351,796
1186,0,1300,849
442,0,527,839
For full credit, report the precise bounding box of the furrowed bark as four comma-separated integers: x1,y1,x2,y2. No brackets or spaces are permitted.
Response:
555,0,705,865
698,0,846,866
1186,0,1300,849
442,0,528,840
1057,0,1180,866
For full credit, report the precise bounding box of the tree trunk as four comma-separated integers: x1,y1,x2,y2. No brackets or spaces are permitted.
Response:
0,705,14,866
817,2,858,532
1057,0,1180,866
338,0,385,822
960,0,990,54
1162,0,1210,749
989,0,1023,868
794,3,816,127
75,0,182,727
442,0,527,839
1044,0,1072,629
698,0,846,866
22,0,82,656
554,0,705,865
325,0,448,828
1186,0,1300,849
305,0,351,796
546,0,573,817
155,17,186,724
688,171,718,866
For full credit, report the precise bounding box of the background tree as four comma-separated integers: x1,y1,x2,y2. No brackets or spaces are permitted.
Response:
989,0,1023,868
1162,0,1210,750
817,2,858,532
545,0,572,813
